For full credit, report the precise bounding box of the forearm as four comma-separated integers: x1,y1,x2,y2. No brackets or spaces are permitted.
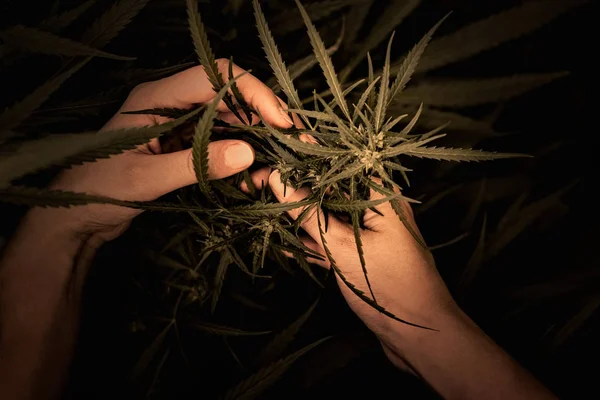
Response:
0,207,97,400
385,308,557,400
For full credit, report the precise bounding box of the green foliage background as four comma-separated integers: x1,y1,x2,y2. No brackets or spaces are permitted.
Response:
0,0,597,399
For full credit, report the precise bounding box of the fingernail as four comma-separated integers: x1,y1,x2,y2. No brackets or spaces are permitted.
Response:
224,143,254,169
278,107,294,126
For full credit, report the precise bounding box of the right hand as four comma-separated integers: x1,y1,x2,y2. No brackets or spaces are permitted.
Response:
268,171,461,363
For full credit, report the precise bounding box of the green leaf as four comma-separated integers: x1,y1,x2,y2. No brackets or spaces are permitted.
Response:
121,107,197,119
0,25,135,60
388,15,448,105
0,59,89,134
295,0,351,121
253,0,310,128
401,146,530,162
40,0,97,33
211,252,231,313
222,336,332,400
0,108,201,187
353,76,380,122
319,154,354,185
284,109,334,123
262,117,348,157
82,0,149,48
192,75,247,197
272,0,360,35
316,162,363,188
416,0,587,72
186,0,223,90
256,297,320,366
374,32,394,132
323,193,417,211
399,73,569,107
224,199,318,217
341,0,422,82
190,322,271,337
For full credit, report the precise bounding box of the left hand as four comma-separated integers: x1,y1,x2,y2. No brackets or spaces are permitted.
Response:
47,60,294,245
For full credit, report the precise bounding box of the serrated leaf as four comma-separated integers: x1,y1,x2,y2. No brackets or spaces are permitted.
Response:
0,107,201,187
344,0,373,47
254,0,311,129
401,146,529,162
222,336,331,400
316,161,363,188
262,117,348,157
272,0,360,35
341,0,422,82
228,57,254,124
190,322,271,337
373,32,394,132
211,252,231,313
192,75,246,197
295,0,351,121
415,0,586,72
388,15,448,105
0,59,89,134
0,25,135,60
186,0,223,90
256,297,320,366
82,0,149,48
319,154,354,185
224,198,318,217
399,73,569,107
121,107,196,119
353,76,380,122
323,193,416,211
40,0,97,33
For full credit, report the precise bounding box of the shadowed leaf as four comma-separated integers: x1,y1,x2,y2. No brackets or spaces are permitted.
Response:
40,0,97,33
190,322,271,337
82,0,149,48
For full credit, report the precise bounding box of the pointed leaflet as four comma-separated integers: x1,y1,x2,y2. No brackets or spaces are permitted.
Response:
130,322,173,381
253,0,310,128
388,15,448,106
416,0,587,73
374,33,394,132
295,0,351,121
0,107,201,187
323,193,417,211
228,57,254,124
190,322,271,337
82,0,149,48
401,146,529,162
40,0,97,33
353,76,380,122
315,206,431,329
192,75,247,197
316,162,363,188
0,26,135,60
0,59,89,134
211,252,231,313
256,297,320,366
261,115,348,157
428,231,470,251
349,176,376,302
223,199,318,217
222,336,331,400
271,0,360,35
399,73,569,108
340,0,422,82
122,107,196,119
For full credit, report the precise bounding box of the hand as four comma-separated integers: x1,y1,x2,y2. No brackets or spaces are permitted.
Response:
46,60,294,245
268,171,460,364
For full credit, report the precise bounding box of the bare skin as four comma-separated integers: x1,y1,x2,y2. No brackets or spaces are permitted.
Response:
0,62,556,400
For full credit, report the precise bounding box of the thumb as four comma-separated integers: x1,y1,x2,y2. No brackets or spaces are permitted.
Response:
144,139,255,197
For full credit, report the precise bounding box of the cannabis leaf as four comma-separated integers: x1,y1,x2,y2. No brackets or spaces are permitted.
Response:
82,0,149,48
0,25,135,60
40,0,97,33
222,336,331,400
190,322,271,337
400,146,529,162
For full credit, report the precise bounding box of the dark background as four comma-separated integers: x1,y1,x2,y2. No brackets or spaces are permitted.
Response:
1,0,598,399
